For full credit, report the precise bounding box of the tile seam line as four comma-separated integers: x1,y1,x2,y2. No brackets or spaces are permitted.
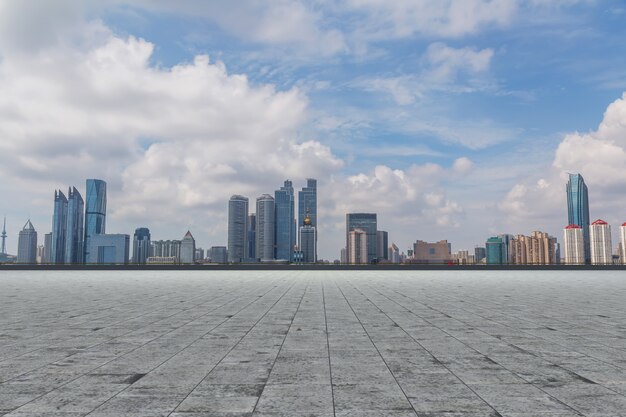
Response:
322,278,337,417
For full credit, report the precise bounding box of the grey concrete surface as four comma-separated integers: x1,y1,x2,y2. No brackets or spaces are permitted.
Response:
1,270,625,417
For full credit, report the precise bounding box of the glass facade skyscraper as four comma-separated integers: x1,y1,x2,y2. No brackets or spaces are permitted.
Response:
51,190,68,264
84,179,107,261
132,227,151,264
298,179,317,254
566,173,590,263
247,214,256,260
228,195,248,263
17,220,37,264
275,180,295,261
346,213,377,263
64,186,84,264
486,237,506,264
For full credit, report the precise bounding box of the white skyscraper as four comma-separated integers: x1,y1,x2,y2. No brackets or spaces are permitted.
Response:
620,222,626,264
256,194,275,261
563,224,584,265
348,228,368,264
228,195,248,263
17,220,37,264
180,231,196,264
590,219,612,265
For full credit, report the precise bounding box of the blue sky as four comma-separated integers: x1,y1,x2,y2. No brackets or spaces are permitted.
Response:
1,1,626,258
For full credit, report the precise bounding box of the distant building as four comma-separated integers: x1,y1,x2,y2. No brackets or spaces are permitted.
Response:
621,223,626,265
376,230,388,261
147,256,177,264
209,246,228,263
486,237,506,264
298,179,317,256
256,194,275,261
389,243,400,264
86,234,129,264
43,233,52,263
510,231,558,264
340,248,347,264
498,234,514,263
453,250,473,265
566,173,590,263
36,245,45,264
151,240,181,262
64,187,84,264
84,179,107,262
275,180,295,262
0,217,6,256
590,219,612,265
564,224,585,265
228,195,248,263
132,227,151,264
51,190,68,264
474,247,486,263
346,213,377,263
299,209,316,263
412,240,452,264
347,228,368,264
180,231,196,264
195,248,205,262
17,220,37,264
247,214,256,260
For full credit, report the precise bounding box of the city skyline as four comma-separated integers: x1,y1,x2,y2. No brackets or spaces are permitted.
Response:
1,2,626,259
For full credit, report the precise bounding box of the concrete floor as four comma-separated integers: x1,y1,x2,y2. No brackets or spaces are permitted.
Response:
1,270,626,417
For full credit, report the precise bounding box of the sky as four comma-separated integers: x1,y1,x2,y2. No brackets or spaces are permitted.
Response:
1,0,626,259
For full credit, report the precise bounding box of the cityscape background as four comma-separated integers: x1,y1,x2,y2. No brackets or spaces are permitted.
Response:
1,1,626,260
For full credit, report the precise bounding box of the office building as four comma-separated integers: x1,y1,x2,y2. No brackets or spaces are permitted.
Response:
195,248,205,262
247,214,256,260
228,195,248,263
564,224,585,265
340,248,347,264
566,173,590,263
64,187,84,264
412,240,452,264
51,190,68,264
474,247,486,263
209,246,228,263
346,213,377,263
151,240,181,261
86,234,129,264
43,233,52,263
256,194,275,261
590,219,612,265
275,180,295,261
497,234,514,263
621,223,626,264
298,178,317,255
17,220,37,264
377,230,388,261
84,179,107,261
348,228,368,264
132,227,151,264
486,237,506,264
180,231,196,264
389,243,400,264
299,209,316,263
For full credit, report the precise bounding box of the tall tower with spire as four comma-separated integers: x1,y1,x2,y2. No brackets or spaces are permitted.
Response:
1,216,7,255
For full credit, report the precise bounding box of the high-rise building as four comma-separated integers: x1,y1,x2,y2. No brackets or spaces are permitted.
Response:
298,178,317,253
564,224,585,265
195,248,205,262
299,209,316,263
590,219,612,265
86,234,129,264
256,194,275,261
84,179,107,261
620,223,626,264
486,237,506,264
376,230,389,261
247,214,256,260
566,173,590,263
132,227,151,264
36,245,45,264
43,233,52,263
1,216,6,255
474,247,486,263
497,234,514,263
340,248,347,264
412,240,452,264
347,228,368,264
228,195,248,263
510,231,558,264
346,213,377,263
151,240,181,261
17,220,37,264
275,180,295,261
180,231,196,264
209,246,228,263
51,190,68,264
64,187,84,264
389,243,400,264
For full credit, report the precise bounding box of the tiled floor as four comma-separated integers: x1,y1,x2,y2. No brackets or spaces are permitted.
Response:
1,270,626,416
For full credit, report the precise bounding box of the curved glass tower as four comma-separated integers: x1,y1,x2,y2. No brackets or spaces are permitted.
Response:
566,173,590,263
84,179,107,261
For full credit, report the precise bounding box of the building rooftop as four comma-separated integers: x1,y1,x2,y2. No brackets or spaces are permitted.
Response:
565,224,582,229
592,219,608,225
1,271,625,416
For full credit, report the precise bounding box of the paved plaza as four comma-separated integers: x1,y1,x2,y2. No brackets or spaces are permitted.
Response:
1,270,626,417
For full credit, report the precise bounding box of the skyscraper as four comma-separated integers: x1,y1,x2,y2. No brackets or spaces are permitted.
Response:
348,228,368,264
564,224,584,265
51,190,68,264
620,223,626,265
346,213,377,263
389,243,400,264
64,187,84,264
298,179,317,253
566,173,590,263
376,230,388,261
256,194,275,261
299,209,316,263
43,233,52,263
486,237,506,264
509,231,558,264
275,180,295,261
497,234,514,263
180,231,196,264
84,179,107,261
132,227,151,264
590,219,612,265
17,220,37,264
474,247,486,263
247,213,256,260
209,246,228,263
228,195,248,263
